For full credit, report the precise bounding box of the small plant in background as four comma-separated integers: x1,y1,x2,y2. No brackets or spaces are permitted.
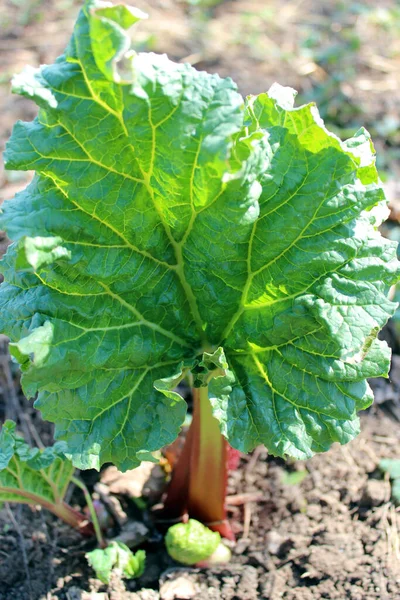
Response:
0,420,148,581
380,459,400,505
0,0,398,562
0,420,103,542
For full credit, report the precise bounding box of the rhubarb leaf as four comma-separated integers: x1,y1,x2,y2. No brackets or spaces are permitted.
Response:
0,1,398,469
208,90,399,458
0,420,74,505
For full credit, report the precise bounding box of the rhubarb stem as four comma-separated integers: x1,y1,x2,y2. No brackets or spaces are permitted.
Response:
162,386,234,540
188,386,233,539
0,485,95,537
71,476,106,548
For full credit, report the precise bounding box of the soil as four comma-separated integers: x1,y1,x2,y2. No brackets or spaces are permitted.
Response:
1,1,400,599
1,406,400,600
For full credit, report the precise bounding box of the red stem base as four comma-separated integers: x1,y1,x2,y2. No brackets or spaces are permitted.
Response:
162,386,234,541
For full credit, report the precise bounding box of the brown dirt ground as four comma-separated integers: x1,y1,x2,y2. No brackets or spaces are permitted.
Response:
0,409,400,599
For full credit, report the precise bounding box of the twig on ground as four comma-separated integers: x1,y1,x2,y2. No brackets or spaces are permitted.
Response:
243,502,253,539
372,436,400,445
340,446,362,471
0,351,34,445
358,437,379,465
40,510,57,592
226,492,265,506
1,353,19,423
386,505,400,563
277,551,308,568
6,504,33,600
246,446,265,476
25,416,45,449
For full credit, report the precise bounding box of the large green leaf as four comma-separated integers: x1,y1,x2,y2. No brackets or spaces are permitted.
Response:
0,1,398,468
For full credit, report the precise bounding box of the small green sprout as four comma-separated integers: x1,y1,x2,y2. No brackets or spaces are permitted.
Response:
380,459,400,505
86,541,146,584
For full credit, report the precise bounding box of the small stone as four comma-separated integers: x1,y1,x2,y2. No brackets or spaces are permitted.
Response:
266,531,286,555
113,520,149,548
234,538,250,555
130,591,160,600
360,480,387,508
101,463,156,498
31,530,47,543
160,576,198,600
94,483,129,527
65,587,82,600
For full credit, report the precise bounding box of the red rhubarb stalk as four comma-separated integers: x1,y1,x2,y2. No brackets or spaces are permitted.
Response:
163,386,234,540
0,485,95,536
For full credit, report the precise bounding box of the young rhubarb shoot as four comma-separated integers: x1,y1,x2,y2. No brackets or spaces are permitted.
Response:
380,459,400,505
166,519,221,565
86,542,146,584
0,0,399,539
0,420,102,542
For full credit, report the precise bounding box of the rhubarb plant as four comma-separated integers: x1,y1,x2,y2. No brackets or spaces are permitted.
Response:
0,0,399,538
0,420,96,536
